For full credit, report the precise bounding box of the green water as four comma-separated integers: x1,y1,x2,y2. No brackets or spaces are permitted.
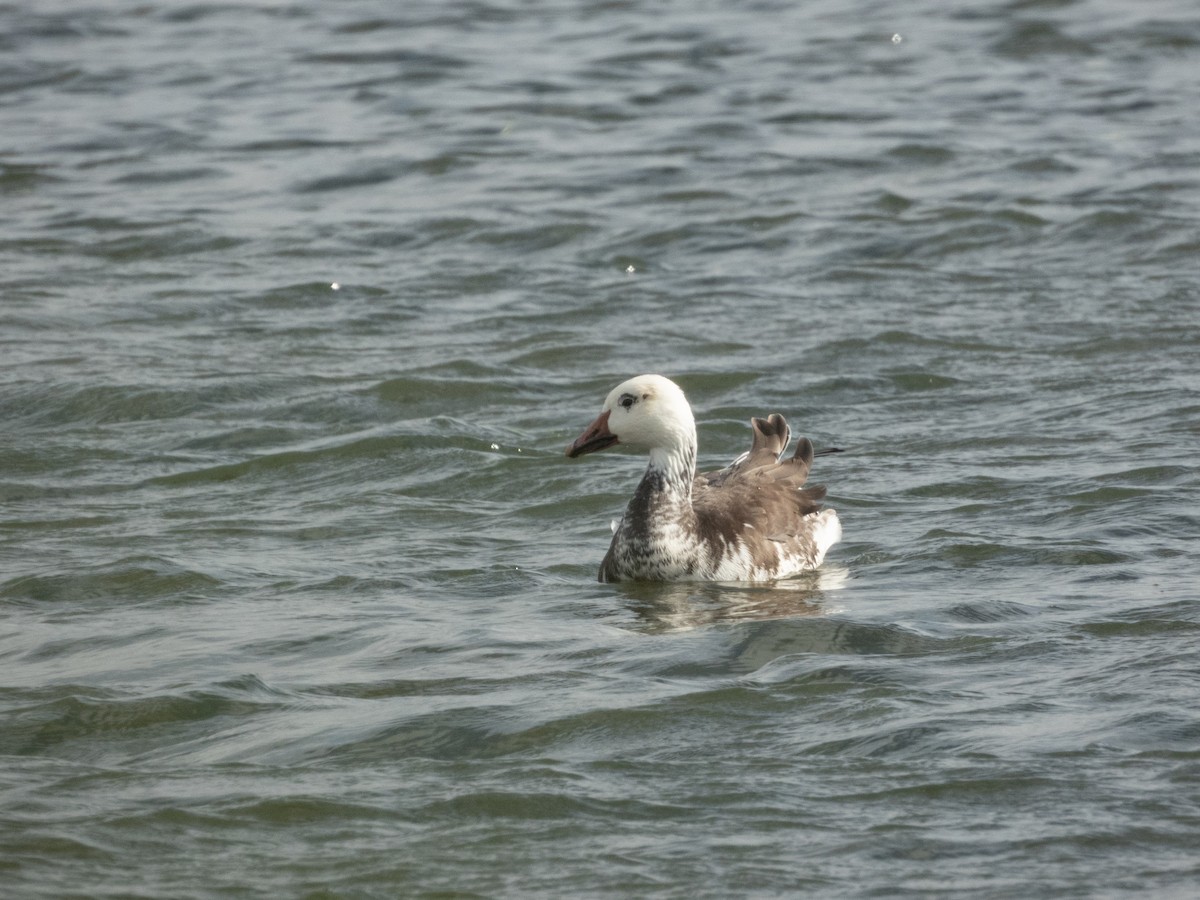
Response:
3,0,1199,896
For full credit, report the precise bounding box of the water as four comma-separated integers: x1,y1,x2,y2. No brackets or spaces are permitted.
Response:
3,0,1199,895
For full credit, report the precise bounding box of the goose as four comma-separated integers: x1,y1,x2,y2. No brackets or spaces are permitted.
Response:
565,374,841,582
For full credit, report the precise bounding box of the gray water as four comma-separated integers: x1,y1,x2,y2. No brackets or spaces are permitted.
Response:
3,0,1200,896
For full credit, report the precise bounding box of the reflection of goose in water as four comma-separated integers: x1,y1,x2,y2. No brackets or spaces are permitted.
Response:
618,566,850,634
566,375,842,583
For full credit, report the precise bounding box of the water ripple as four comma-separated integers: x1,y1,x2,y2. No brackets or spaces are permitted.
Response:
3,0,1200,895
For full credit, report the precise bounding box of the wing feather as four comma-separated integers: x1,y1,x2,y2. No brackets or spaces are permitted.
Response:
692,414,831,547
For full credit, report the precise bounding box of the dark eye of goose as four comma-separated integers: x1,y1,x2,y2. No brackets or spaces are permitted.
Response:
619,393,636,410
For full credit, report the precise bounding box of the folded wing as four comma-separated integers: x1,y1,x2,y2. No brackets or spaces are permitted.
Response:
693,414,828,548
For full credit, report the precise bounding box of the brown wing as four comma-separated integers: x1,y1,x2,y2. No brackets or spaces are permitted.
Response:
692,415,828,547
700,414,791,488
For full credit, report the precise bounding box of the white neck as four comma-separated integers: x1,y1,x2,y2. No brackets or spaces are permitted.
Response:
647,439,696,497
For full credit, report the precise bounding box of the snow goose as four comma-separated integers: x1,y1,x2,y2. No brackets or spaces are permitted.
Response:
566,374,841,582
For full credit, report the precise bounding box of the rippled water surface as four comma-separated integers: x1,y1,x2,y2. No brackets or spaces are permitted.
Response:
3,0,1200,896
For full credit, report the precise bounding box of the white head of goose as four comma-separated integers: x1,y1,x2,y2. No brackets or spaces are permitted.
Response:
566,374,841,583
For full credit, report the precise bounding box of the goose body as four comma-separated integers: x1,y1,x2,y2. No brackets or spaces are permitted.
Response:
566,375,841,583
